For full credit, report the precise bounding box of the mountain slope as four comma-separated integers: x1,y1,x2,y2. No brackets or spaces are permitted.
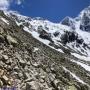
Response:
0,6,90,90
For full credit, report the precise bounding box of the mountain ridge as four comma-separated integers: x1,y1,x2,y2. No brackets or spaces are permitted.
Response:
0,6,90,90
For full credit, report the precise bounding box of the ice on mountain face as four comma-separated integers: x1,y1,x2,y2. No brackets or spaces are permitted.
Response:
80,14,90,31
78,6,90,31
61,16,76,30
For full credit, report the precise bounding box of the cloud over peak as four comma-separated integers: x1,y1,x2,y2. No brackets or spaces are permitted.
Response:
0,0,23,10
0,0,10,10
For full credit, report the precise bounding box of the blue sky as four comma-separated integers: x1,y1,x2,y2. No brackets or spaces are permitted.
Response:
0,0,90,22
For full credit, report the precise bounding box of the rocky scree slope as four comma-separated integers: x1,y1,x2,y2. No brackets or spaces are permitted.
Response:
0,6,90,90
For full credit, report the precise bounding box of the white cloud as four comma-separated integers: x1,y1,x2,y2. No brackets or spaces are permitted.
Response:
0,0,24,10
16,0,23,5
0,0,10,10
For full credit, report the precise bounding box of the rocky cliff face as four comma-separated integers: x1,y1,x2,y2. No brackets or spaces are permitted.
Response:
79,6,90,32
0,6,90,90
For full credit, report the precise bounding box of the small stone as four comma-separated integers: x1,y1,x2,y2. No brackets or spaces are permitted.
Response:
26,81,40,90
40,76,45,83
6,35,18,46
0,69,4,77
2,75,8,81
15,53,26,68
33,47,39,52
0,35,5,43
8,78,14,85
40,78,45,83
2,55,8,62
68,85,77,90
18,72,23,78
0,27,4,34
0,80,3,86
19,60,26,68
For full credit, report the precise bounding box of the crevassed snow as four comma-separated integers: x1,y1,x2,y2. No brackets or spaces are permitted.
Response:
63,67,86,84
1,18,9,25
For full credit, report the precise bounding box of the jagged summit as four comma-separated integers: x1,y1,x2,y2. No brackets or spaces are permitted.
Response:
77,6,90,31
61,16,76,30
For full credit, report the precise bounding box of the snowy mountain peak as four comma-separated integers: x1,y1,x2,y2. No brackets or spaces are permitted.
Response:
61,16,76,30
0,6,90,61
2,8,90,59
78,6,90,31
